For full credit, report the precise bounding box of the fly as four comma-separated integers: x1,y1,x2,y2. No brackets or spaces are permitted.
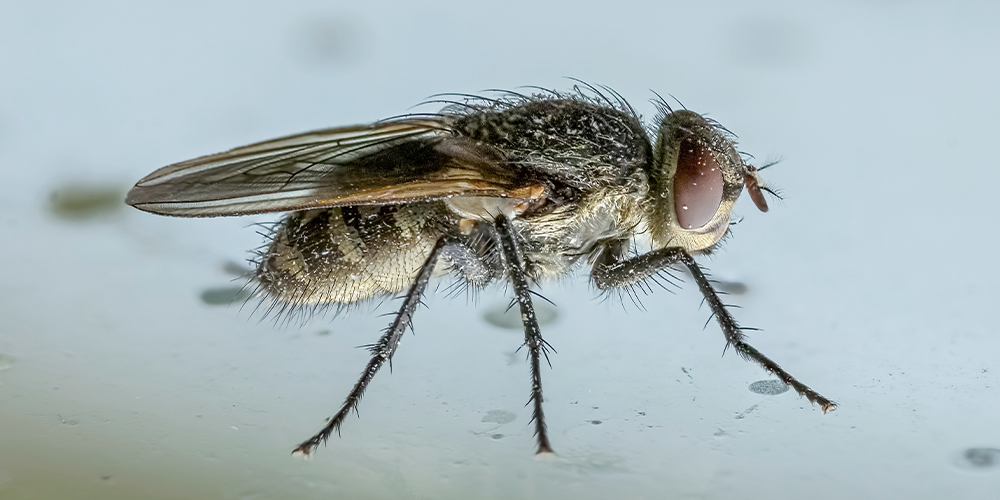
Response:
126,85,836,456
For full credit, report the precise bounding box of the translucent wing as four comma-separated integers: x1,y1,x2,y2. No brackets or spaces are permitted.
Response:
126,118,530,217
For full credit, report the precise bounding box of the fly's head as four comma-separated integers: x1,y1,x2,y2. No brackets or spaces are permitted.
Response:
646,109,770,253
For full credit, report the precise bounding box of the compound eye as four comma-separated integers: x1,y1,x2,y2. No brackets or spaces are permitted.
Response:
673,138,724,229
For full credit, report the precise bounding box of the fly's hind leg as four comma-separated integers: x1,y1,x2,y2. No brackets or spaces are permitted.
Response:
494,214,555,454
293,237,448,456
591,242,836,413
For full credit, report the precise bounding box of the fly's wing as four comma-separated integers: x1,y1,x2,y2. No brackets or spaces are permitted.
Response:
126,118,532,217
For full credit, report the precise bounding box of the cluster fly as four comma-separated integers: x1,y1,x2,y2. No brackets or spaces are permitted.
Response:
127,85,835,456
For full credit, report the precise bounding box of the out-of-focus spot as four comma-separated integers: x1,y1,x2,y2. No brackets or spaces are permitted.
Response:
748,379,789,395
954,448,1000,471
716,280,748,295
725,18,812,69
291,14,369,67
48,184,125,220
200,286,252,306
0,353,15,371
484,302,558,330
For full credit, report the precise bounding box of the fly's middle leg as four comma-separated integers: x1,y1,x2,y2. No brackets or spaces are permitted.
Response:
494,214,555,455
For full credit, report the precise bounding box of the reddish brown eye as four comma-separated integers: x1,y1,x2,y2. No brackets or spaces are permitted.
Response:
674,138,724,229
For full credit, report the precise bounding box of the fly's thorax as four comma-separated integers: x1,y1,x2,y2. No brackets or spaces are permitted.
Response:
451,98,652,190
512,185,646,278
646,110,747,253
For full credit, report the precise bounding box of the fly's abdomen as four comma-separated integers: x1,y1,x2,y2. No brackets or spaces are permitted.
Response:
256,203,449,305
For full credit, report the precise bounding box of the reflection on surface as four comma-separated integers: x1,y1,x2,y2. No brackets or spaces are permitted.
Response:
199,286,252,306
221,261,253,277
483,302,558,329
676,266,748,295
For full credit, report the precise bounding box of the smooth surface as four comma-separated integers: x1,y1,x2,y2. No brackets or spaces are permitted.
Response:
2,1,999,498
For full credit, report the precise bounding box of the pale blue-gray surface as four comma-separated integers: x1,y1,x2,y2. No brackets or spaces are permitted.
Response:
1,1,999,498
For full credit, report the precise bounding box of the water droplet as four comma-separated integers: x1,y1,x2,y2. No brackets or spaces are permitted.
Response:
748,380,789,395
57,415,79,426
481,410,516,424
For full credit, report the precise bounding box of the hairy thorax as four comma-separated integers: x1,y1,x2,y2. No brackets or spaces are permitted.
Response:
515,183,648,278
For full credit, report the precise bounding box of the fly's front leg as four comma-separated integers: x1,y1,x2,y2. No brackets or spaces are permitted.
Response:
591,239,685,290
591,243,836,413
494,214,555,454
292,237,448,456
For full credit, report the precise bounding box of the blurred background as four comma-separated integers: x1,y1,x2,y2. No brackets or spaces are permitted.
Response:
2,1,998,498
